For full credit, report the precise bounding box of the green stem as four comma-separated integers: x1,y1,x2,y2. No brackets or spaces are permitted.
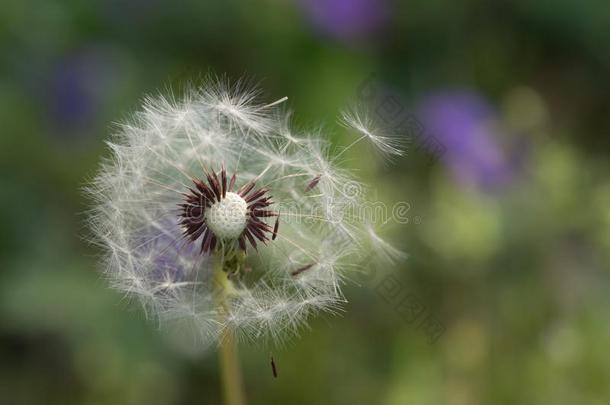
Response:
214,257,247,405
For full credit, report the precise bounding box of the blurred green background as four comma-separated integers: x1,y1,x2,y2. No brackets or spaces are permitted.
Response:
2,1,610,404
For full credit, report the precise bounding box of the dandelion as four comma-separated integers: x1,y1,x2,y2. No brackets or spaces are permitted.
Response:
86,76,404,405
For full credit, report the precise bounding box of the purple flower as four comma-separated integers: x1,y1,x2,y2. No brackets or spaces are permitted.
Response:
134,221,205,286
417,90,514,190
297,0,390,42
46,48,117,133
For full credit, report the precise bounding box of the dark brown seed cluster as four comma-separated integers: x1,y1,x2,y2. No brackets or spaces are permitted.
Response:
179,167,279,253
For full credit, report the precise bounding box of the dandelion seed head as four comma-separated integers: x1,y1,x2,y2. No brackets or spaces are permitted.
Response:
86,76,404,347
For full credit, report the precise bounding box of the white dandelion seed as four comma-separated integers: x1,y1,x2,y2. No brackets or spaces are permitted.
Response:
339,105,407,160
86,77,405,347
365,224,409,264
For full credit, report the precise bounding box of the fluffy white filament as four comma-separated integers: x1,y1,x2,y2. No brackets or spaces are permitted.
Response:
339,106,407,160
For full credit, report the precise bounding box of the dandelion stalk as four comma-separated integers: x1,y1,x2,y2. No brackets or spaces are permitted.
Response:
218,331,245,405
214,257,246,405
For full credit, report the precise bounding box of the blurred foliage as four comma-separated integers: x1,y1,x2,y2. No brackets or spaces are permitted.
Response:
1,0,610,404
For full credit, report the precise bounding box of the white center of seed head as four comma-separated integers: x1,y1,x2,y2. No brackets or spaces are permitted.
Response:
205,192,248,240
